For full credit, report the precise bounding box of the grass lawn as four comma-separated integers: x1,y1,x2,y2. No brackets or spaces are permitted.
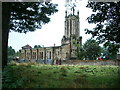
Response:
2,62,120,88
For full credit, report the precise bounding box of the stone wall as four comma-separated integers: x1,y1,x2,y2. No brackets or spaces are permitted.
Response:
62,60,120,66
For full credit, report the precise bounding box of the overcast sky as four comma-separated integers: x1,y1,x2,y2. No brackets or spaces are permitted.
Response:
8,0,96,52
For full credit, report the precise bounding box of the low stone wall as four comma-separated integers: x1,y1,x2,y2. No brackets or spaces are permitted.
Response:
62,60,120,66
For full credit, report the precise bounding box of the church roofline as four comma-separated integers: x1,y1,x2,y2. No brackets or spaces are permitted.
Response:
44,45,61,48
20,45,62,50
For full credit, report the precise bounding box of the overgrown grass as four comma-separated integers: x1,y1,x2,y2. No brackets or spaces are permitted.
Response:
2,62,120,88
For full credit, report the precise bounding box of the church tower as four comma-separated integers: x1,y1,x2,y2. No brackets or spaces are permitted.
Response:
61,1,82,59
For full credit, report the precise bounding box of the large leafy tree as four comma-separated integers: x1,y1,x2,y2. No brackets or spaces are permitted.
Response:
83,39,102,60
73,39,102,60
2,2,58,69
85,2,120,54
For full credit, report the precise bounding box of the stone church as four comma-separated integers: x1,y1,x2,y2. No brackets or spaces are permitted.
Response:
19,8,82,62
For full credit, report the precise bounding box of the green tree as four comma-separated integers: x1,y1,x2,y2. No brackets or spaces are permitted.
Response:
34,45,42,48
14,51,20,57
83,39,102,60
73,40,84,60
85,2,120,57
2,2,58,69
7,46,15,62
102,42,118,60
8,46,15,56
38,45,42,48
34,45,38,48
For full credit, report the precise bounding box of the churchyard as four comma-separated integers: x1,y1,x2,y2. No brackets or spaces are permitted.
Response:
2,61,120,88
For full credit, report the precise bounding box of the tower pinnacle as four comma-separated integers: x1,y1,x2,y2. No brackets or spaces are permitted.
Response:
65,0,81,16
72,6,75,15
77,10,79,17
65,10,67,17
